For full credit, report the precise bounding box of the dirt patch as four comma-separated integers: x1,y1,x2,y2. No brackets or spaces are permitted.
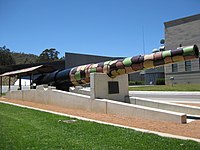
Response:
1,97,200,139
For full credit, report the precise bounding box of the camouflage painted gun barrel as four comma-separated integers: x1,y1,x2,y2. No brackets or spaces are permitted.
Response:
34,45,199,89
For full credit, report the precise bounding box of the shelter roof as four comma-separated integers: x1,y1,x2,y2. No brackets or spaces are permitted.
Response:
0,65,56,77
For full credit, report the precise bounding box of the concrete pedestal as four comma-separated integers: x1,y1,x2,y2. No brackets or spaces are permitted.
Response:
90,73,129,102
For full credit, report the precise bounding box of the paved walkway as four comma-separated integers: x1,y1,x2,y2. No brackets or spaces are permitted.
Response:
129,91,200,102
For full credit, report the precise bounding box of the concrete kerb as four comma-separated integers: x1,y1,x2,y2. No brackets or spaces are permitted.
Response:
130,96,200,115
0,100,199,143
105,99,187,123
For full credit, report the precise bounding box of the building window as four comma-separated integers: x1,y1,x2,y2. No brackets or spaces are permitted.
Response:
185,61,191,71
172,64,178,72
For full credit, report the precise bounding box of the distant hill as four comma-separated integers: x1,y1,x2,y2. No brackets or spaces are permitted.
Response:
11,52,38,64
1,46,63,65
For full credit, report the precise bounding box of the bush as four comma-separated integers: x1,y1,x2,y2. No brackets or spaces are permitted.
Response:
129,80,144,85
156,78,165,85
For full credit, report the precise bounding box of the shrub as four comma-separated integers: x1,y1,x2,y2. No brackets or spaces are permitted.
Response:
156,78,165,85
129,80,144,85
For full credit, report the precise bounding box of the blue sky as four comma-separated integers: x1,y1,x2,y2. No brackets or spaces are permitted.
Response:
0,0,200,58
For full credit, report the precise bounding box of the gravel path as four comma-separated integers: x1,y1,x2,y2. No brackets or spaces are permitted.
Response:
1,97,200,139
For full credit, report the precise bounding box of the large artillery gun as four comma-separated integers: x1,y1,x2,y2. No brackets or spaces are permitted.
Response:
34,45,199,91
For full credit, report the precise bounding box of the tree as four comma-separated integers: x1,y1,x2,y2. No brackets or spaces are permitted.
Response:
0,46,16,65
38,48,60,62
59,56,65,60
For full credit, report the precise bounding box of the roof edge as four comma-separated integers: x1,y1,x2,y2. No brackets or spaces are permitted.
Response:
164,14,200,28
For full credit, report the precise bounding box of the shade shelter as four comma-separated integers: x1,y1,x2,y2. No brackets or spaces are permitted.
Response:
0,65,56,96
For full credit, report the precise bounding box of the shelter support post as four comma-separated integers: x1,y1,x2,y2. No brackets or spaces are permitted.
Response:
30,73,34,89
0,76,2,96
30,74,32,88
19,75,22,90
8,76,11,91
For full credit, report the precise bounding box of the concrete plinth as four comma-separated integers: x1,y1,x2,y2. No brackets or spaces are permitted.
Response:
90,73,129,102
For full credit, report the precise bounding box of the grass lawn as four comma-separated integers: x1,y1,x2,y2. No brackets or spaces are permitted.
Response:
0,93,6,96
129,84,200,91
0,103,200,149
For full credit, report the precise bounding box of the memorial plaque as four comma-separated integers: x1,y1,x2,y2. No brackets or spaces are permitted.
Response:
108,81,119,94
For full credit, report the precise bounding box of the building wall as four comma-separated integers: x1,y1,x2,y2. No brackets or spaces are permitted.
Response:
145,73,164,85
165,18,200,49
144,67,164,85
128,72,144,82
164,14,200,84
65,52,121,69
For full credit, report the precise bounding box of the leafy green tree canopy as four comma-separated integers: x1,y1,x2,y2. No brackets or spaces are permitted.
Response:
0,46,16,65
38,48,60,62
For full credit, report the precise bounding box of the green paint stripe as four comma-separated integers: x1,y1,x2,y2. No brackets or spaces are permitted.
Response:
183,46,194,56
90,68,97,73
122,57,132,66
162,50,171,58
104,61,111,65
117,69,125,75
74,71,81,80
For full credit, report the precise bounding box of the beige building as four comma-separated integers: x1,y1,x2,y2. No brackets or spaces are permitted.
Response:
164,14,200,84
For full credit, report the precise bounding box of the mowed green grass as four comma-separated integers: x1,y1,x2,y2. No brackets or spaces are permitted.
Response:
129,84,200,91
1,93,6,96
0,103,200,150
